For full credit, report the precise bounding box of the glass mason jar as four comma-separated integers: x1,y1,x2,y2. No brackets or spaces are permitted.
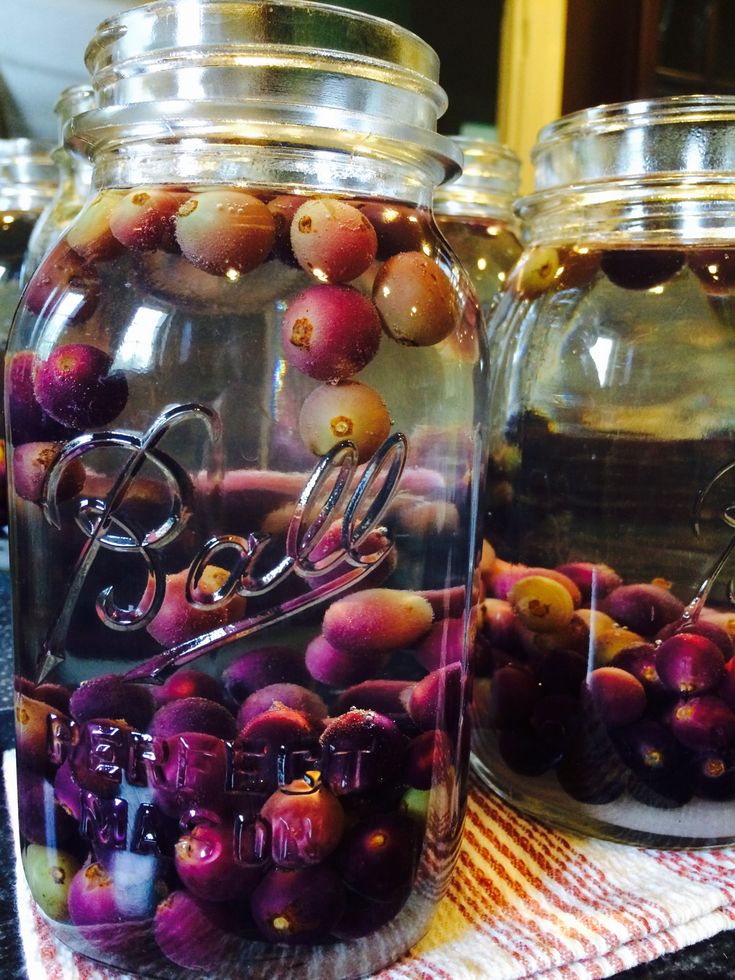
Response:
22,84,95,285
472,95,735,848
433,136,522,319
9,1,485,975
0,139,55,559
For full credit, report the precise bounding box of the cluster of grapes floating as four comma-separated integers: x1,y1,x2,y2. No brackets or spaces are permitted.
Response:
475,547,735,808
18,186,460,469
509,241,735,296
11,184,470,967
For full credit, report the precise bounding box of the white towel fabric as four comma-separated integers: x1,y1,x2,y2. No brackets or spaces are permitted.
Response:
5,749,735,980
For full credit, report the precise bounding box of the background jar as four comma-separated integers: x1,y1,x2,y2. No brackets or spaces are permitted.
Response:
473,95,735,848
0,139,55,556
8,1,485,975
21,84,95,284
433,135,522,319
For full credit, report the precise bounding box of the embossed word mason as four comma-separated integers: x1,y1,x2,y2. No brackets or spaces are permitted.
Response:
43,710,381,857
36,403,408,683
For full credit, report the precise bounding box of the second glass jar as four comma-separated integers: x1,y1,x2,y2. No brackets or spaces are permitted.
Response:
473,95,735,848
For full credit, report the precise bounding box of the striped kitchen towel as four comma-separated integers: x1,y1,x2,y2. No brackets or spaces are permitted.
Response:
5,748,735,980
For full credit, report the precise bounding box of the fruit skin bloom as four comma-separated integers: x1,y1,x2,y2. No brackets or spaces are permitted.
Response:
290,197,377,282
281,283,382,381
372,251,459,346
174,189,275,275
298,379,391,463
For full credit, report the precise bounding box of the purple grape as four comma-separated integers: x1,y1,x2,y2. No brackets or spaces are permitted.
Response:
34,344,128,429
267,193,307,265
151,730,230,819
373,251,458,346
32,683,72,715
7,352,74,446
154,668,226,707
656,618,734,662
406,662,463,732
600,248,685,289
655,632,726,696
335,811,417,901
12,441,85,504
718,658,735,710
688,247,735,294
585,667,646,728
148,696,237,740
355,201,425,259
612,719,682,776
529,694,582,750
555,718,628,803
290,197,377,283
68,861,161,943
236,683,327,729
70,674,155,729
304,634,387,688
154,890,238,968
15,692,66,772
54,758,117,822
332,678,414,717
175,188,275,276
261,773,345,867
555,561,622,604
610,643,667,701
109,186,187,251
669,695,735,751
251,865,344,944
222,647,309,703
66,191,126,263
147,564,247,647
239,703,314,743
483,664,538,730
602,583,685,637
410,618,464,672
498,726,563,777
418,585,467,620
22,241,100,327
281,283,382,381
175,822,264,901
404,729,451,790
323,588,433,654
320,709,406,796
689,748,735,800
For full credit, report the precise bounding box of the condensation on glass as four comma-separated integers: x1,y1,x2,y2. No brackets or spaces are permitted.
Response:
8,2,486,975
473,95,735,848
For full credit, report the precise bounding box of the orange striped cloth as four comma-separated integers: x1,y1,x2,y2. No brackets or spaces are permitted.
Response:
6,749,735,980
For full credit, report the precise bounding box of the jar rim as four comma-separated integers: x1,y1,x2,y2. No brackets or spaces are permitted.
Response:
535,93,735,148
434,135,520,219
532,93,735,193
76,0,459,180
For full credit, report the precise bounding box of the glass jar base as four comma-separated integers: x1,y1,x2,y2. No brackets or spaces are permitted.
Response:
40,891,436,979
471,749,735,849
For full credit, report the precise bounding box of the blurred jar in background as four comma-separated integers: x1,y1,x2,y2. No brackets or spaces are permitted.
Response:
434,136,522,319
22,84,95,284
0,139,55,552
